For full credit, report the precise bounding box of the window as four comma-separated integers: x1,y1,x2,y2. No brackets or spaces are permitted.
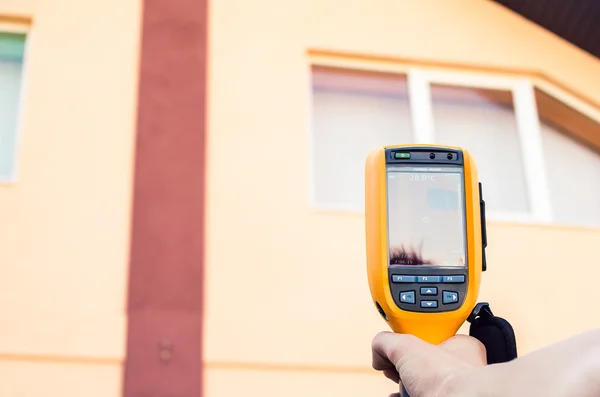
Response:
536,88,600,227
310,63,600,228
311,66,412,211
0,31,26,183
412,71,552,223
430,85,529,215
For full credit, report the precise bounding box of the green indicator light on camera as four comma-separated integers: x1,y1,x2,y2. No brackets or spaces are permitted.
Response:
394,152,411,159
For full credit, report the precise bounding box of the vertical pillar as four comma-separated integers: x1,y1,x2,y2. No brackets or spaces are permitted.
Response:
123,0,208,395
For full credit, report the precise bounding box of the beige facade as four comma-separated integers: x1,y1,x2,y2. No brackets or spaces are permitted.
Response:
1,0,600,396
0,0,139,395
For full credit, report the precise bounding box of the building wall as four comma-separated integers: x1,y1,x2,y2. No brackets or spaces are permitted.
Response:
206,0,600,396
0,0,140,395
2,0,600,396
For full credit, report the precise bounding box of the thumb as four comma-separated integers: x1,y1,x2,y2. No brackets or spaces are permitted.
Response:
439,335,487,367
372,331,474,396
372,331,439,372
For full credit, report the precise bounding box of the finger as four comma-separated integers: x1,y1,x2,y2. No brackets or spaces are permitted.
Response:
439,335,487,366
388,393,400,397
372,331,433,370
372,332,399,371
383,368,400,383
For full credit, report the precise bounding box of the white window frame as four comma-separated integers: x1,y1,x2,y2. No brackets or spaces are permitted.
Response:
0,23,30,185
407,68,553,224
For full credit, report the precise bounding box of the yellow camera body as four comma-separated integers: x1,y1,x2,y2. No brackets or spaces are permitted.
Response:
365,144,487,345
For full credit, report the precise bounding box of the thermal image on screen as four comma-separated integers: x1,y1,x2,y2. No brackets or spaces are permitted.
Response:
386,166,467,267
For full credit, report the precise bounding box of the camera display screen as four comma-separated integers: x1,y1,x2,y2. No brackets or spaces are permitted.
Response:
386,165,467,268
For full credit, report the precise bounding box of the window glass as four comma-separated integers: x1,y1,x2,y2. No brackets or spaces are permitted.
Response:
0,32,26,182
431,84,529,214
536,88,600,227
311,66,412,210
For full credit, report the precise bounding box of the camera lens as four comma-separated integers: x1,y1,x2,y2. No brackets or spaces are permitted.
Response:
447,153,453,160
429,153,436,159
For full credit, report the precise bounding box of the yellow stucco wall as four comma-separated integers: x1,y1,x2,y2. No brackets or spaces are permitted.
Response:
206,0,600,396
0,0,140,395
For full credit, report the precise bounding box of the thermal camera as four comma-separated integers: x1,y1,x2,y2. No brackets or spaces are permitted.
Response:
365,144,487,345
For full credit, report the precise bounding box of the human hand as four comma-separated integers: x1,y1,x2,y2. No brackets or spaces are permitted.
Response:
373,328,600,397
371,332,487,397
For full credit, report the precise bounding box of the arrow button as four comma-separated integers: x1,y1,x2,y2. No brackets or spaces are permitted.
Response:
420,300,438,308
420,287,438,295
442,291,459,304
399,291,416,304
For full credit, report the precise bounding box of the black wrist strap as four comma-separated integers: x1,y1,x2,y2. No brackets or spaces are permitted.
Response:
467,302,518,364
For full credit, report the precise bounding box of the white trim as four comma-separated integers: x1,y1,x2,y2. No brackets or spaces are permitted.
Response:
407,69,434,143
0,26,30,185
513,80,553,221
